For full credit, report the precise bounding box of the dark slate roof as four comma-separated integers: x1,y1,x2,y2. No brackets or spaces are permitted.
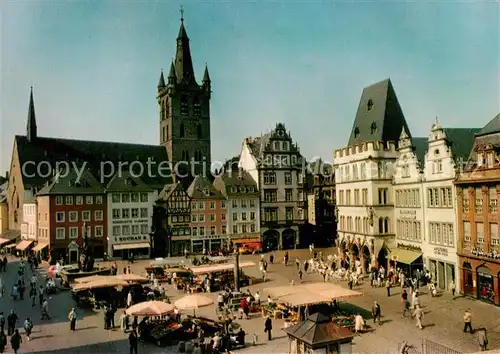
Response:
348,79,410,146
246,134,271,158
213,170,258,198
412,137,428,164
15,135,172,189
308,159,333,176
0,230,20,240
476,113,500,137
106,171,153,192
174,21,197,85
37,168,104,195
158,182,185,201
187,175,225,200
283,313,354,346
444,128,481,162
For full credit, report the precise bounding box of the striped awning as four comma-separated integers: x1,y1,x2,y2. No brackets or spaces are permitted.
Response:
16,240,34,251
32,243,48,252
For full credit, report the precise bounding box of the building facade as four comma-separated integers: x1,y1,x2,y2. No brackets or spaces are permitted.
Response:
456,113,500,305
157,182,191,257
334,79,409,272
0,181,8,236
213,169,260,248
187,176,227,254
36,169,107,263
106,172,156,260
239,123,306,251
158,16,212,176
21,199,37,241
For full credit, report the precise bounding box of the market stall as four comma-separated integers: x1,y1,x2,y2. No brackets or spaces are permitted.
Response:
190,262,256,291
174,293,213,317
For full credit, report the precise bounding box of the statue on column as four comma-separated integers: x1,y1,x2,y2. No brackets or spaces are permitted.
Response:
78,222,94,272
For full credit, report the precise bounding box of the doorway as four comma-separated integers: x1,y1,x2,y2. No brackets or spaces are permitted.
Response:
69,249,78,264
462,262,474,296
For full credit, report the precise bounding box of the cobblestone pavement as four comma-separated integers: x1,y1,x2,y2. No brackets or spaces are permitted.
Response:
3,249,499,353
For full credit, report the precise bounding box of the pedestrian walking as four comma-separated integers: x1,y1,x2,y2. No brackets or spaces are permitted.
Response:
0,330,6,354
10,329,21,354
129,328,138,354
372,301,381,325
298,269,303,281
463,309,473,333
7,311,17,336
68,308,77,331
450,280,456,298
264,316,273,340
23,317,33,340
477,328,488,351
30,286,36,307
386,279,391,297
38,285,44,306
41,299,50,320
0,313,4,333
412,305,424,330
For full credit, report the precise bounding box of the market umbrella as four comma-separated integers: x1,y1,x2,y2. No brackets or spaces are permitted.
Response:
126,301,175,317
174,294,213,317
74,275,110,284
72,277,129,291
115,274,149,284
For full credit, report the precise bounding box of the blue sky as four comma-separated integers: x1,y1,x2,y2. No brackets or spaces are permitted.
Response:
2,1,499,174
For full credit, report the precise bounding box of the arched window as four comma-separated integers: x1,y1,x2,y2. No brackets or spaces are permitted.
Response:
180,95,188,115
384,217,389,234
378,217,384,234
197,124,202,139
166,125,169,140
180,123,185,138
193,97,201,117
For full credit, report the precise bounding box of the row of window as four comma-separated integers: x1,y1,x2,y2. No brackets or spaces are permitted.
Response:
263,189,298,203
263,172,294,185
56,210,103,223
338,216,371,234
395,189,421,208
230,186,256,194
23,204,36,216
191,213,226,222
462,187,498,214
262,207,296,222
192,201,225,210
396,220,422,242
429,222,454,247
261,155,299,169
428,187,453,208
231,212,256,222
112,224,150,237
111,193,149,204
56,195,103,206
112,208,149,220
55,225,104,240
338,188,388,206
192,223,257,237
230,199,257,208
336,161,390,183
463,221,499,248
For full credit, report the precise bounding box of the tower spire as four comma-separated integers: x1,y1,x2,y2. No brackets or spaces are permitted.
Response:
158,69,166,88
174,6,196,85
27,86,37,143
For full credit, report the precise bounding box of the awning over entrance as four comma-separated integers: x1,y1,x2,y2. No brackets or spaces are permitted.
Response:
4,244,16,249
389,248,422,265
16,240,33,251
32,243,48,252
233,238,261,244
113,242,150,251
0,238,11,246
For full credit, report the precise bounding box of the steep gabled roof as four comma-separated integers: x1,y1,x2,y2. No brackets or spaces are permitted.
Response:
348,79,410,146
158,182,186,200
412,137,428,164
476,113,500,137
187,175,225,200
213,169,258,198
37,168,104,195
444,128,481,162
106,170,153,192
15,135,171,189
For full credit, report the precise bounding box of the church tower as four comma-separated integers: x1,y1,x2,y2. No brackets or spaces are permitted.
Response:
158,8,212,177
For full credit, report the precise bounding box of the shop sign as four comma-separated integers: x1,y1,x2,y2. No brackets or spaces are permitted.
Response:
434,247,448,257
471,248,500,259
112,219,148,225
191,234,229,241
116,236,145,242
478,272,493,279
399,210,417,220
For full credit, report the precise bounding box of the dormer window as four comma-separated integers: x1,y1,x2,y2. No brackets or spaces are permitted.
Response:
231,187,237,193
274,141,279,150
180,95,188,115
203,188,210,196
239,186,245,192
367,99,374,111
370,122,377,134
354,126,360,138
434,149,440,156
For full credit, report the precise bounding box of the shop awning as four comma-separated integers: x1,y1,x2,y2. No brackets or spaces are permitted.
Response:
233,238,261,244
32,243,48,252
16,240,33,251
191,261,256,275
113,242,150,251
388,248,422,265
0,238,11,246
5,244,16,249
171,235,191,241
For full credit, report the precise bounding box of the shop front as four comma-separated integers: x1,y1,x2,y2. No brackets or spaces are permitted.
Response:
32,242,49,261
426,246,457,291
191,234,230,254
112,242,150,260
388,247,423,278
170,236,190,256
477,266,495,303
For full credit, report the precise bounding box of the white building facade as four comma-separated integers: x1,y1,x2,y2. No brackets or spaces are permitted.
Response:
21,199,37,241
239,123,306,251
106,173,157,259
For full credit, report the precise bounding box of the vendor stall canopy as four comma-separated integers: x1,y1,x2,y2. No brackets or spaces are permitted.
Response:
265,282,362,306
190,261,255,275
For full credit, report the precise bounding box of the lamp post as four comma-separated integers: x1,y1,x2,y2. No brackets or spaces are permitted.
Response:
233,244,240,292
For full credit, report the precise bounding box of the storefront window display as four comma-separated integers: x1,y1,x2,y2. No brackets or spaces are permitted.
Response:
477,266,495,303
